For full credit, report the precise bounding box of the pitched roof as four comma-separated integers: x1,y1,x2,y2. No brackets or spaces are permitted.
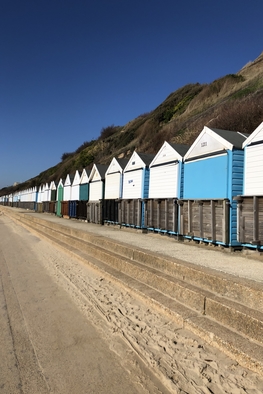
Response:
95,164,108,178
210,128,248,149
115,158,130,169
169,143,190,157
136,152,155,166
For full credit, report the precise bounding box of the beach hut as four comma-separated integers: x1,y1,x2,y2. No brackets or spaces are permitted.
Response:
79,167,90,201
122,152,153,199
42,182,50,212
144,142,189,234
43,182,50,202
56,178,64,217
36,184,45,212
71,170,81,200
121,152,154,228
63,173,74,201
87,164,108,223
61,173,74,217
47,181,57,213
78,167,90,219
105,158,128,199
69,170,81,218
235,121,263,248
104,157,129,223
180,126,247,246
148,142,189,199
50,181,57,201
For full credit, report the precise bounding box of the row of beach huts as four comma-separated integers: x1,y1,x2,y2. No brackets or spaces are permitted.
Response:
2,122,263,250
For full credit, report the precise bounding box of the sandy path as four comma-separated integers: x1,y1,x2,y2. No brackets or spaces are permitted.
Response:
1,213,263,393
0,215,163,394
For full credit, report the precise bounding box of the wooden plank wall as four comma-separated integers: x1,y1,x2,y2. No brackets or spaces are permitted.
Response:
119,199,142,227
61,201,69,217
103,199,119,223
87,201,103,224
77,200,87,220
179,199,229,244
144,199,178,233
237,196,263,245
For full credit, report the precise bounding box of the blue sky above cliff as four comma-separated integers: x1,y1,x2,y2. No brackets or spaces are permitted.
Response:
1,0,263,188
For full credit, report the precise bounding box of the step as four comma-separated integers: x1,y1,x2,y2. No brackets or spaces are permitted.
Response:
14,213,263,336
13,210,263,312
4,208,263,375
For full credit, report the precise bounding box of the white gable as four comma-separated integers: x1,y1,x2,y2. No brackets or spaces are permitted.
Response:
150,141,183,167
58,178,64,187
106,158,123,175
80,168,90,184
242,121,263,148
72,170,80,186
124,151,146,172
89,164,102,182
64,174,72,186
50,181,57,190
184,126,233,161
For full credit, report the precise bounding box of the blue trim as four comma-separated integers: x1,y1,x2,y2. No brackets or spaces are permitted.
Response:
229,149,244,246
142,168,150,199
179,161,184,199
241,243,263,250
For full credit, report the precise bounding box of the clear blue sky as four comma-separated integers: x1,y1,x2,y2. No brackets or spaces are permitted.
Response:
1,0,262,189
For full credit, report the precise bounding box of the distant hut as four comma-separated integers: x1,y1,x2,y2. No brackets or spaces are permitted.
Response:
104,157,129,223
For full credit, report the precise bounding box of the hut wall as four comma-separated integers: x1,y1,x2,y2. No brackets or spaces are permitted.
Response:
71,185,80,201
79,184,89,201
63,186,71,201
77,200,88,220
36,202,43,213
237,196,263,248
144,199,178,233
103,199,119,223
61,201,69,217
243,143,263,195
178,199,229,244
119,199,142,228
184,154,228,199
149,164,179,199
122,169,143,199
69,201,77,218
105,173,122,199
56,186,63,217
89,181,104,201
51,190,56,201
87,201,103,224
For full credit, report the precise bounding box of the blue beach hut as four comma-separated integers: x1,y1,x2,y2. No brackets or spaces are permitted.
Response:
180,126,248,247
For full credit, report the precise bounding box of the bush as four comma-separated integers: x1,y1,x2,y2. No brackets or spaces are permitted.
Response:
99,125,120,140
61,152,74,161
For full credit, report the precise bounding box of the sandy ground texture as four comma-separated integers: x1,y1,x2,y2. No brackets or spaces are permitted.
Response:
1,213,263,393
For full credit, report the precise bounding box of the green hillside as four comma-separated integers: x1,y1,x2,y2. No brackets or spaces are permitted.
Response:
2,52,263,197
